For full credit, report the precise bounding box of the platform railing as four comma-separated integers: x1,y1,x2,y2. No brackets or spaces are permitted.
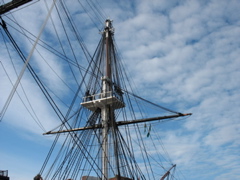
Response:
82,91,122,103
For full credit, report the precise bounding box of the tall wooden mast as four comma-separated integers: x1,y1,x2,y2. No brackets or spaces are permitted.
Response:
43,18,192,179
80,19,125,179
101,19,113,180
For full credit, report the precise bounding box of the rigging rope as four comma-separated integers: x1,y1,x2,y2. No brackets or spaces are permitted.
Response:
121,88,182,115
3,15,101,85
0,32,46,130
0,0,57,120
75,0,103,32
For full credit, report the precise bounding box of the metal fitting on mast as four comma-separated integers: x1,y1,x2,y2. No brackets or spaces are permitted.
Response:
105,19,114,35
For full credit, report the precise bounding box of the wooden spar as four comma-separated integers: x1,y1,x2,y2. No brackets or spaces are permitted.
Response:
43,113,192,135
160,164,176,180
43,124,102,135
116,113,192,126
0,0,33,15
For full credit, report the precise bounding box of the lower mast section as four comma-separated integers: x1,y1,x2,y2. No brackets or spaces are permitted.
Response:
102,76,110,180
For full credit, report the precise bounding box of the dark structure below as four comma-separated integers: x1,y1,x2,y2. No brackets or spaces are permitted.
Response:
0,170,9,180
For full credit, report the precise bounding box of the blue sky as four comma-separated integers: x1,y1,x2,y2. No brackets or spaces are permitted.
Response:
0,0,240,180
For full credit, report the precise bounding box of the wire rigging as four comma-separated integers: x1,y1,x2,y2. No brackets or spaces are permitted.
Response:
0,0,57,120
0,31,46,131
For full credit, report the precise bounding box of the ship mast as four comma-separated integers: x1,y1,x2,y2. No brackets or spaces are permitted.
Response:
43,19,192,179
80,19,125,179
101,19,113,180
